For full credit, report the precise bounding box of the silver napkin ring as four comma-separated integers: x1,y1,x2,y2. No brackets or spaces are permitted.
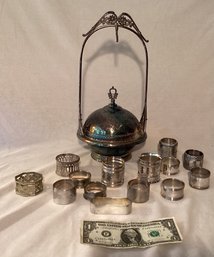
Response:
161,178,185,201
53,179,76,204
189,167,210,190
15,172,43,197
161,156,180,175
83,181,107,201
101,157,125,187
127,177,150,203
183,149,204,170
56,153,80,177
138,153,162,183
69,170,91,188
90,197,132,215
158,137,178,158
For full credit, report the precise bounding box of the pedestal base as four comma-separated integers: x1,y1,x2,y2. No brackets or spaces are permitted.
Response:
91,151,132,162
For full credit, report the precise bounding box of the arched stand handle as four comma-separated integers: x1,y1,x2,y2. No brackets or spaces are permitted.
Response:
78,11,149,135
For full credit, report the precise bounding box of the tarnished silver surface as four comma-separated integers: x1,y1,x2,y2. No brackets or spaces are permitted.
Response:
101,157,125,187
15,172,43,197
127,177,150,203
83,181,107,201
90,197,132,215
183,149,204,170
77,12,149,160
189,167,210,190
53,179,76,205
158,138,178,158
69,170,91,189
138,153,161,183
161,156,180,175
56,153,80,177
161,178,185,201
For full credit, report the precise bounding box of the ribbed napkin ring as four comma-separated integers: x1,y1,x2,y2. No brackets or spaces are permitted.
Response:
161,178,185,201
15,172,43,197
189,167,210,190
56,153,80,177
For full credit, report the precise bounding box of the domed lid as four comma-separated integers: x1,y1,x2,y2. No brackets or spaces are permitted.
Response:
79,87,146,147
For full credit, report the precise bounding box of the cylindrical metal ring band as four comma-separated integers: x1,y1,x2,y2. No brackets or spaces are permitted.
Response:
83,181,107,201
127,178,150,203
138,153,161,183
69,170,91,188
56,153,80,177
183,149,204,170
15,172,43,197
101,157,125,187
161,156,180,175
53,179,76,205
161,178,185,201
158,138,178,158
189,167,210,190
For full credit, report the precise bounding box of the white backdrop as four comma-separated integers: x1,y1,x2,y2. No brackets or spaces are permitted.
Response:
0,1,214,257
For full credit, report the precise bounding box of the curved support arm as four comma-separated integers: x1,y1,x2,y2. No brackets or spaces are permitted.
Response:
78,11,149,135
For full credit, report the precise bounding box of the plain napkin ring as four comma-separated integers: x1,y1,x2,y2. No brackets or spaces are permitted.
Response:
69,170,91,188
53,179,76,204
161,178,185,201
83,181,107,201
189,167,210,190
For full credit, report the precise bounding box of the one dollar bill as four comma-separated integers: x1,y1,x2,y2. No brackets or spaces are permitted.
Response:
81,217,182,249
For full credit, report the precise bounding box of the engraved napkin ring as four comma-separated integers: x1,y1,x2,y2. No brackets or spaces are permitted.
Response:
15,172,43,197
69,170,91,188
83,181,107,201
158,137,178,158
183,149,204,170
101,157,125,187
189,167,210,190
161,178,185,201
53,179,76,204
161,156,180,175
56,153,80,177
138,153,162,183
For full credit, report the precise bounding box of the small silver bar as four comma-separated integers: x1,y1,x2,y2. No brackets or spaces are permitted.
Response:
90,197,132,215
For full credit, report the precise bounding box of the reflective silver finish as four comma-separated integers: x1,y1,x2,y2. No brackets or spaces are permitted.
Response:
101,157,125,187
77,12,149,160
183,149,204,170
53,179,76,205
90,197,132,215
189,167,210,190
83,181,107,201
56,153,80,177
127,177,150,203
161,178,185,201
158,138,178,158
69,170,91,189
161,156,180,175
138,153,162,183
15,172,43,197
